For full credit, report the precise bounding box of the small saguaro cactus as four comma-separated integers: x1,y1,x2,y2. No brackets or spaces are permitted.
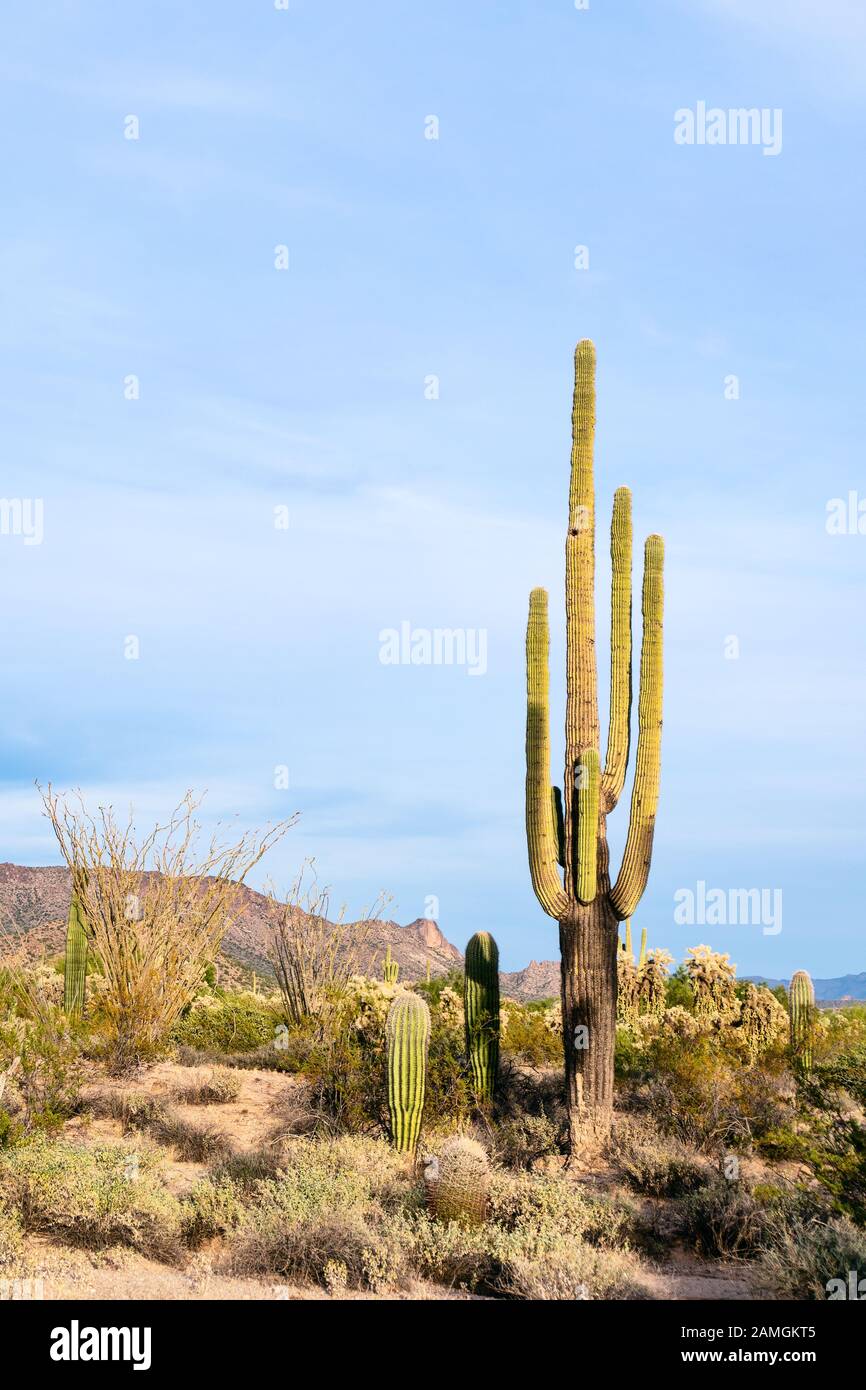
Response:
63,896,88,1018
386,992,431,1154
425,1135,490,1225
383,944,400,985
638,926,648,968
525,340,664,1148
464,931,500,1101
789,970,816,1074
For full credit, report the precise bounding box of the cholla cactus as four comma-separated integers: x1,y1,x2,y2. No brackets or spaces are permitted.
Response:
638,948,673,1017
63,897,88,1019
382,945,400,985
616,950,640,1027
524,341,664,1146
685,945,737,1020
464,931,500,1101
386,992,430,1154
425,1136,490,1225
737,984,778,1061
789,970,816,1074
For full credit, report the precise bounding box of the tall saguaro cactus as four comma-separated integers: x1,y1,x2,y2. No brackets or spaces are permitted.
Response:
464,931,500,1101
525,341,664,1148
789,970,815,1074
63,896,88,1019
386,993,430,1154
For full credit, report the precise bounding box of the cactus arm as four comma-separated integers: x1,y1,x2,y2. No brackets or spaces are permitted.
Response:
601,487,633,810
610,534,664,921
63,896,88,1018
624,918,632,959
638,925,647,968
575,748,600,903
563,339,600,897
526,588,569,918
551,787,565,868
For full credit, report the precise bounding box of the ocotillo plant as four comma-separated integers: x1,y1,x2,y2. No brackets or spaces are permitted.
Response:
789,970,815,1074
464,931,500,1101
63,897,88,1018
386,992,430,1154
383,944,400,985
525,340,664,1147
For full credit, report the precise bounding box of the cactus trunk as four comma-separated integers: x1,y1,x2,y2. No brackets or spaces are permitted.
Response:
386,993,430,1154
464,931,500,1101
524,342,665,1151
63,897,88,1019
789,970,815,1074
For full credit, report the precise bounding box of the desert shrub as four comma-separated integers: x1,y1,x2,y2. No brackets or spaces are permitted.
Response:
170,1067,242,1105
487,1170,633,1249
0,971,83,1135
501,1003,561,1066
788,1050,866,1223
0,1137,184,1262
171,994,283,1055
608,1120,710,1197
679,1178,774,1259
758,1212,866,1299
182,1176,247,1246
89,1091,234,1163
493,1111,562,1169
0,1203,22,1267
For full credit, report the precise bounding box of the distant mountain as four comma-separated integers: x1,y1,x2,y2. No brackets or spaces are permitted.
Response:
500,959,559,1003
0,863,462,984
746,972,866,1004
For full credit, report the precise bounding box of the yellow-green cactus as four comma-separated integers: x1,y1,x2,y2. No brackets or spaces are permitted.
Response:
63,897,88,1019
789,970,815,1074
386,992,430,1154
524,341,664,1146
464,931,500,1101
383,945,400,985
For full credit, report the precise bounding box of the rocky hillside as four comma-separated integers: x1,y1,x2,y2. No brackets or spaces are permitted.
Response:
499,959,560,1003
0,863,462,984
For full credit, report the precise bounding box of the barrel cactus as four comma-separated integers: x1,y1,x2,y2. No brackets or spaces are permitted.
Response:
464,931,500,1101
386,992,430,1154
63,897,88,1018
425,1135,489,1225
789,970,815,1074
383,945,399,985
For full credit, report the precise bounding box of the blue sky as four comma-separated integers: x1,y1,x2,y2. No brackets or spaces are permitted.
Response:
2,1,865,978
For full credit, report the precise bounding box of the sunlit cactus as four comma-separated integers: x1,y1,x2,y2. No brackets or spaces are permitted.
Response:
525,341,664,1146
386,992,430,1154
789,970,816,1074
685,945,737,1020
383,945,400,985
425,1135,489,1225
63,897,88,1019
738,983,780,1061
464,931,500,1101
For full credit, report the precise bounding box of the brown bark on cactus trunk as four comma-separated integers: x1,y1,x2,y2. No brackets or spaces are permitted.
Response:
559,895,619,1150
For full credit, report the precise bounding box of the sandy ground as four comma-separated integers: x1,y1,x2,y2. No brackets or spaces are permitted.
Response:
2,1060,763,1302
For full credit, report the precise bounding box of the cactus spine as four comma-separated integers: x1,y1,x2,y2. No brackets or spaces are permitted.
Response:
63,896,88,1018
383,945,400,985
386,992,430,1153
464,931,500,1101
789,971,815,1074
525,341,664,1147
426,1136,490,1225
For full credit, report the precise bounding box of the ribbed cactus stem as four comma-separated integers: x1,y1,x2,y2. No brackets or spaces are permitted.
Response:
789,971,815,1074
383,944,400,984
464,931,500,1101
386,993,430,1154
638,926,647,969
63,897,88,1018
624,919,633,959
523,341,665,1147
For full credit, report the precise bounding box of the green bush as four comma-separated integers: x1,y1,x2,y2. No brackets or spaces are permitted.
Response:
171,995,282,1054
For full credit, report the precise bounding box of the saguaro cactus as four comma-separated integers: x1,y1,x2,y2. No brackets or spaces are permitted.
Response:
789,970,815,1074
63,896,88,1018
464,931,500,1101
386,993,430,1153
525,340,664,1148
383,945,400,985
